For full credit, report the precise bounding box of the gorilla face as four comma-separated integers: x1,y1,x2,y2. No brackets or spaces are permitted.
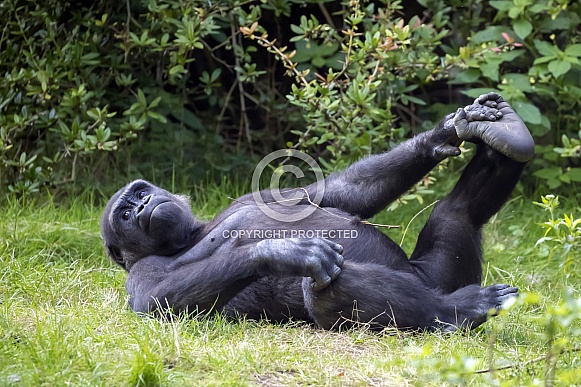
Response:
101,180,200,271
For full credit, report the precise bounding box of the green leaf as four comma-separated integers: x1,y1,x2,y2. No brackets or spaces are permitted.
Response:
137,89,147,105
471,26,506,44
548,60,571,78
534,40,560,57
546,178,561,189
508,7,521,19
489,1,513,11
312,55,325,67
533,167,561,179
559,173,570,183
448,69,481,85
513,19,532,39
533,56,555,65
405,95,427,105
565,44,581,57
210,68,222,82
566,168,581,182
503,73,533,92
529,4,548,13
290,24,303,34
480,59,502,81
499,49,525,62
169,65,185,75
318,43,338,57
147,111,167,123
460,88,496,99
149,96,162,108
513,101,542,125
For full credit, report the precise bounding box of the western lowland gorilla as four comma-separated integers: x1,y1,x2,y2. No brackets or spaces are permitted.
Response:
101,92,534,332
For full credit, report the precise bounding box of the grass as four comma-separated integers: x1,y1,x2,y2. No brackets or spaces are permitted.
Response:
0,186,580,386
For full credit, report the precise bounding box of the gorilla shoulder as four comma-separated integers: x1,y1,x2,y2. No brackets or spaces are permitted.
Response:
100,179,202,271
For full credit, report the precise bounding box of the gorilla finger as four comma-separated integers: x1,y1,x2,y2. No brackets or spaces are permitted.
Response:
487,91,503,100
475,93,492,105
475,92,503,107
435,144,461,158
335,253,344,267
331,266,341,280
481,100,497,108
454,107,466,120
317,241,344,268
453,108,467,128
490,283,518,295
312,274,332,291
501,286,519,296
316,250,343,274
486,92,508,107
315,240,343,264
464,105,499,121
315,251,343,280
321,238,344,254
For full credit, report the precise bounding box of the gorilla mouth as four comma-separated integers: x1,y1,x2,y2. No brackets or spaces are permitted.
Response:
142,200,171,232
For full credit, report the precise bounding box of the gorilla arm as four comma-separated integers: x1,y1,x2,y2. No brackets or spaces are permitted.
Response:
125,237,344,315
301,104,503,219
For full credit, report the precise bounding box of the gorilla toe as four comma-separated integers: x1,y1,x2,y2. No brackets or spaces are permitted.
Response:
482,284,519,316
454,93,535,162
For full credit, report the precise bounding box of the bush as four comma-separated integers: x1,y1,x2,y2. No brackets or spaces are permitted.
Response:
1,0,579,196
0,0,244,194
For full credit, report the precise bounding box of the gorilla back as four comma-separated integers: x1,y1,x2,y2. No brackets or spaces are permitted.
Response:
101,92,532,331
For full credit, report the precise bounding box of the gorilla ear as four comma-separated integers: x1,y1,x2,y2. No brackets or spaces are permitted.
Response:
107,245,125,268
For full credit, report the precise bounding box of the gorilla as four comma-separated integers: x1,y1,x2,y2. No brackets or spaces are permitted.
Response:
101,92,534,332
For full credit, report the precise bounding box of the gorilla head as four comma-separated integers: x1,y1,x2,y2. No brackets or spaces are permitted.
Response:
100,179,201,270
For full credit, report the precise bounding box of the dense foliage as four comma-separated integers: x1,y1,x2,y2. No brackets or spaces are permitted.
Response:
1,0,579,195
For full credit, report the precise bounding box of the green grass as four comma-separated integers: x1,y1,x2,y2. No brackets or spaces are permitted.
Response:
0,189,579,386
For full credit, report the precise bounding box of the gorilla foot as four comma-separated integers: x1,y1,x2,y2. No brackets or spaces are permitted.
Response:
454,92,535,162
440,283,518,332
480,283,519,316
463,283,518,330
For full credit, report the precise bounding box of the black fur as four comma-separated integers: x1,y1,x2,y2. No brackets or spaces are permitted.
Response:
101,93,529,331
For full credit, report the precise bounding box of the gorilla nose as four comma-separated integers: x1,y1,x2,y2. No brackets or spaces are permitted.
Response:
137,195,152,213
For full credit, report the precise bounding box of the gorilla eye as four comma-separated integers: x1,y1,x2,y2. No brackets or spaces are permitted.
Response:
137,190,147,200
122,210,131,220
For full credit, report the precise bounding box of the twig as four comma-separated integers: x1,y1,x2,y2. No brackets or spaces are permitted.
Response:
124,0,131,63
469,347,581,375
215,80,239,135
399,200,439,246
230,15,252,151
228,187,399,229
243,91,271,113
317,2,336,30
299,188,397,228
201,40,235,72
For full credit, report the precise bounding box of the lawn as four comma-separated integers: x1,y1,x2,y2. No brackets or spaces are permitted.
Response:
0,187,579,386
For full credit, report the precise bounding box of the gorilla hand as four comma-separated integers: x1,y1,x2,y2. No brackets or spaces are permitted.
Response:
428,95,507,161
455,92,534,162
253,238,344,291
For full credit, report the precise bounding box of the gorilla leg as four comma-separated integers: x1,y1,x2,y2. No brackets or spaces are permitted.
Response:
408,145,526,292
302,261,518,331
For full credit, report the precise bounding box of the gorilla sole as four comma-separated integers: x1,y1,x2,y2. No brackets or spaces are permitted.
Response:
101,93,532,332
